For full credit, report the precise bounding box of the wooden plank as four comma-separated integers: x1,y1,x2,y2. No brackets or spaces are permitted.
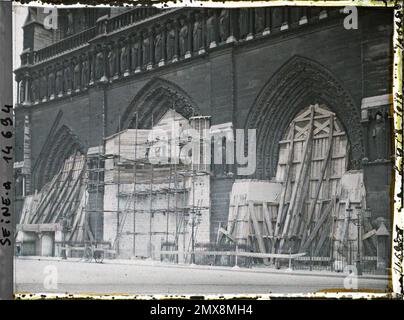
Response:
217,227,235,242
85,218,95,243
278,105,315,252
363,229,377,240
44,154,80,223
30,169,63,224
289,109,321,238
262,202,274,236
314,216,332,256
249,202,269,265
290,165,311,237
227,195,240,239
272,121,296,256
42,154,76,222
68,192,86,242
17,223,60,232
362,217,377,252
341,199,351,246
55,168,85,224
300,197,334,252
262,202,273,251
300,114,334,244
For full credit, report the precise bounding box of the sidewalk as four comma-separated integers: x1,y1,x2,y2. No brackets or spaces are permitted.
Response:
15,255,390,281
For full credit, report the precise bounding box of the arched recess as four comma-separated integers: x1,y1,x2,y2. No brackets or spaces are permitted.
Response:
33,125,85,190
120,78,202,130
244,55,363,180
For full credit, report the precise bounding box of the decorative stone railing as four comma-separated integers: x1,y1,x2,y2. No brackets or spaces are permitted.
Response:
15,6,342,107
34,27,97,64
105,7,161,34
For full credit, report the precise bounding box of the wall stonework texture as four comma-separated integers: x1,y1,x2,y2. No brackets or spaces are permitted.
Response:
14,7,394,260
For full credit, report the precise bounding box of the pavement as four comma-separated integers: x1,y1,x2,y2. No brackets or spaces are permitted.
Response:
14,256,391,295
16,255,390,280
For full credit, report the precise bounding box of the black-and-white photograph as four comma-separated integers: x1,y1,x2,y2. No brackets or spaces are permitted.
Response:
6,2,402,298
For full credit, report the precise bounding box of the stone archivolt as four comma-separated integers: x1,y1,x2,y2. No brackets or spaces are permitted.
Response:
120,77,201,131
33,124,85,190
245,55,363,179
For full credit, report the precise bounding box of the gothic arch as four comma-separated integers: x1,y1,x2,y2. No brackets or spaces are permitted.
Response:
244,55,363,179
33,125,85,190
120,77,201,130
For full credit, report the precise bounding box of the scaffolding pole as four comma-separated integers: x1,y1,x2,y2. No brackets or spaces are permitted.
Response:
133,112,138,257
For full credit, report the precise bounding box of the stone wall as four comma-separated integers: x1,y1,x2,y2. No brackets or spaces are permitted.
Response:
14,7,394,253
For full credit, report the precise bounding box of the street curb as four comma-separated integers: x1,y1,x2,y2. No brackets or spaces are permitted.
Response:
15,256,390,281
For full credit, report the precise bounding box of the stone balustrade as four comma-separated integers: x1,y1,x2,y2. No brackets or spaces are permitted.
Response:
15,6,339,106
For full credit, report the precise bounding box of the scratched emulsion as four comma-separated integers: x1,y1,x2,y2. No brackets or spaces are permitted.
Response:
10,0,404,300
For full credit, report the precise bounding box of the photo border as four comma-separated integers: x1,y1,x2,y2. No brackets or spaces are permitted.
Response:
2,0,402,300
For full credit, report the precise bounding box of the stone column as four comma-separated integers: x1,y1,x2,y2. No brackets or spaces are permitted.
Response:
246,8,254,40
23,114,32,195
227,9,237,42
30,72,38,104
48,65,55,99
186,14,193,58
135,34,142,73
148,27,155,69
281,7,289,31
113,42,119,80
299,7,309,25
263,7,271,35
43,69,49,102
23,72,31,106
173,19,179,62
200,11,207,53
89,49,95,86
16,76,21,105
81,54,89,90
207,9,218,48
154,25,164,67
138,32,144,70
100,45,109,84
160,26,167,66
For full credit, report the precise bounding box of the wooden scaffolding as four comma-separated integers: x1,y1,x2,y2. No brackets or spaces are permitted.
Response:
219,104,377,268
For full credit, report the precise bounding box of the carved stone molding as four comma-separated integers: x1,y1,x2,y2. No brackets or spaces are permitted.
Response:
245,55,363,179
120,77,201,131
34,124,85,190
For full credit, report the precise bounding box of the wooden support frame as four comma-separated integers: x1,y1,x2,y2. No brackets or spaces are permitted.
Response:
51,156,86,223
228,195,241,240
278,105,315,253
30,169,64,224
314,215,332,256
42,155,77,223
300,114,335,245
55,167,86,225
262,202,274,250
249,202,269,265
271,121,295,256
300,196,335,252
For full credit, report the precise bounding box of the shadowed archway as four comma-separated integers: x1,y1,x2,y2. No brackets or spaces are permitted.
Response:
120,78,201,130
33,125,85,190
244,55,363,179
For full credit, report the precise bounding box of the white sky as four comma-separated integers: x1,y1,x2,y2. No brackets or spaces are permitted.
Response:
12,5,27,104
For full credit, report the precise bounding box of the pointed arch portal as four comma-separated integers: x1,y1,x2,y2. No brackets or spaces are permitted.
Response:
245,55,363,180
120,78,201,131
34,124,85,190
273,104,348,255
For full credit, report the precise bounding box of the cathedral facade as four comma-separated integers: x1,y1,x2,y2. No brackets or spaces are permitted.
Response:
14,6,393,272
